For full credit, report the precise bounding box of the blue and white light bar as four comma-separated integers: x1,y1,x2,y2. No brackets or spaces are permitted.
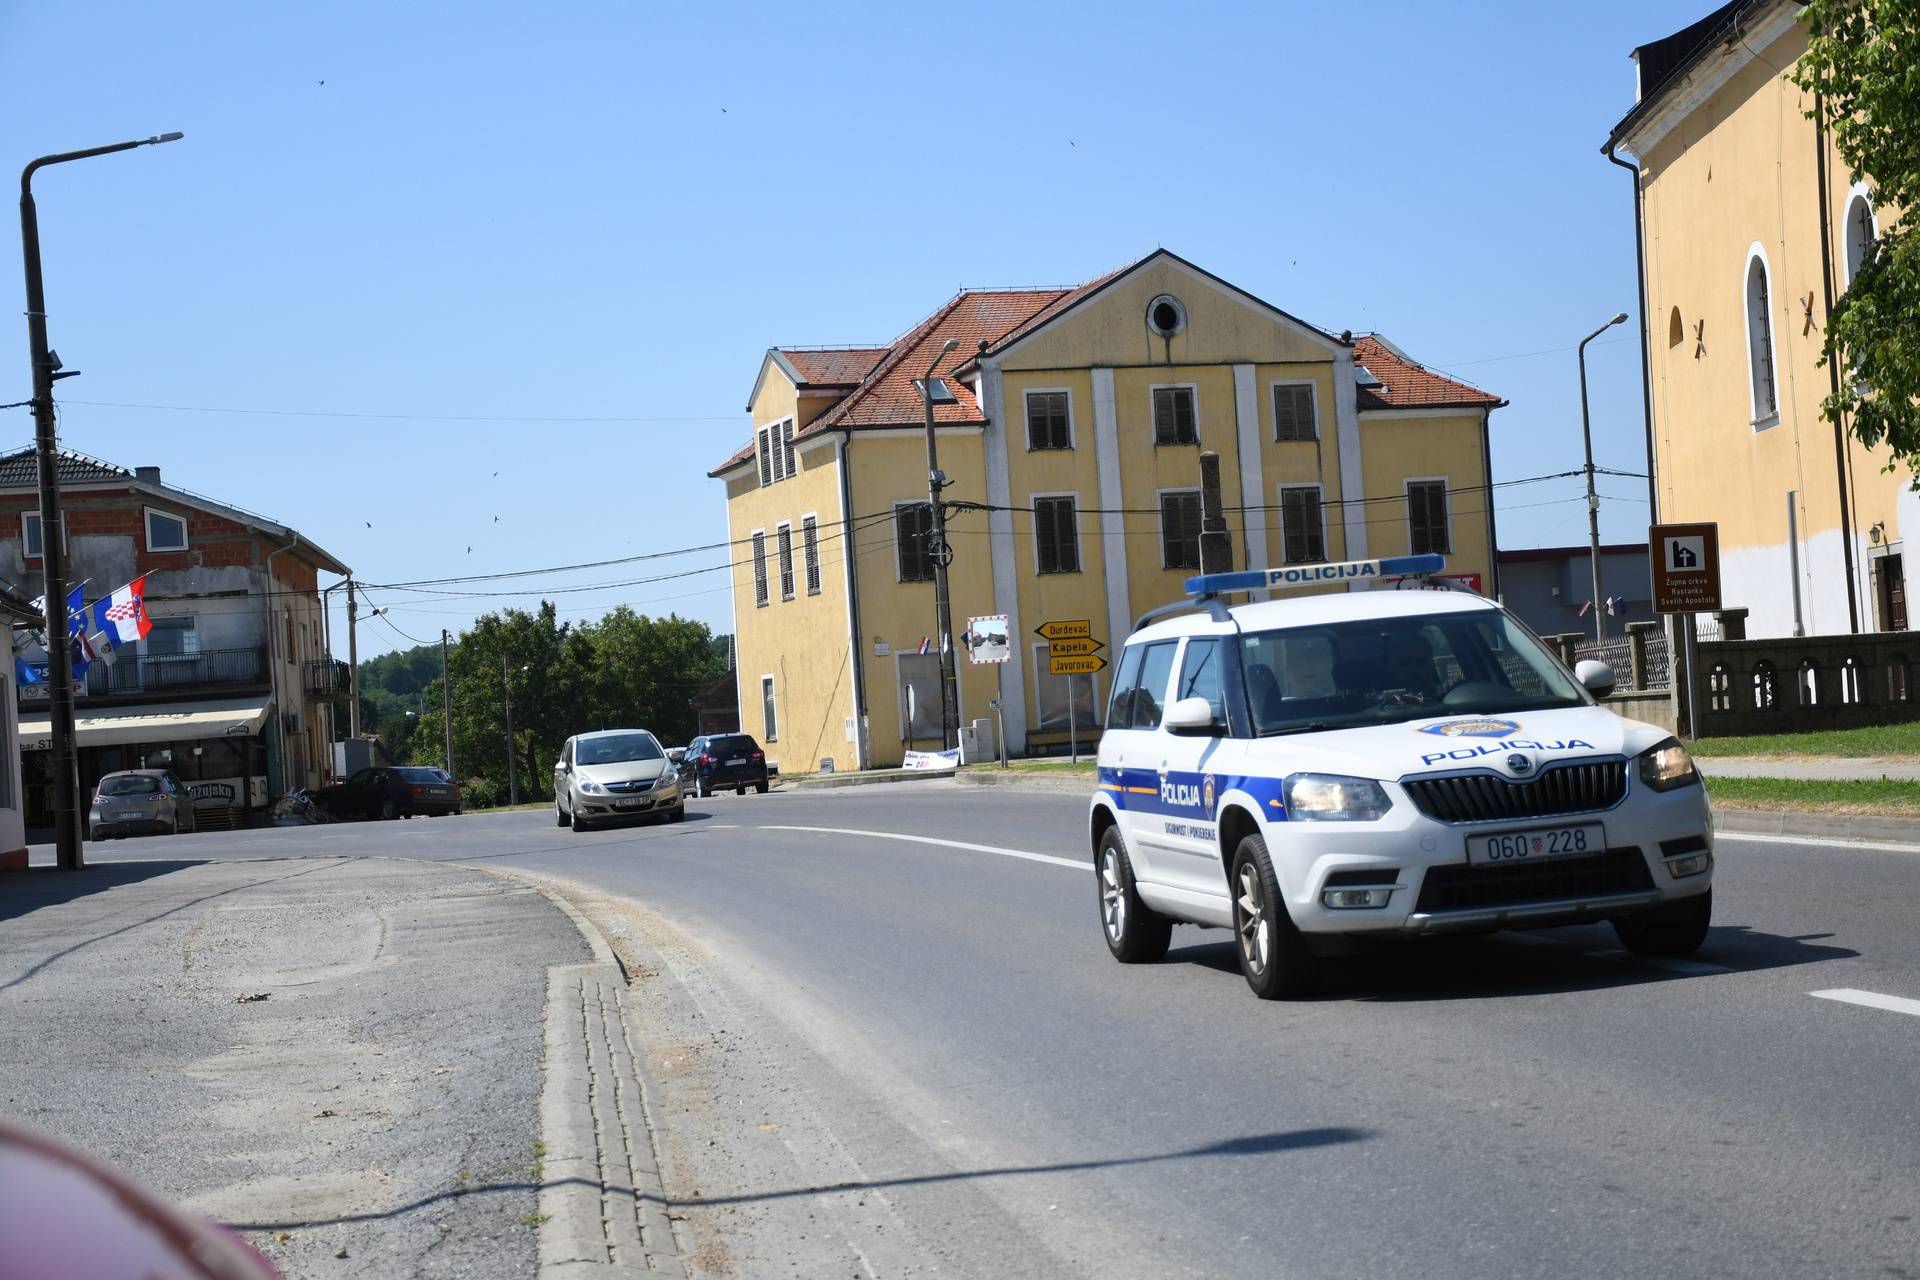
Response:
1184,554,1446,597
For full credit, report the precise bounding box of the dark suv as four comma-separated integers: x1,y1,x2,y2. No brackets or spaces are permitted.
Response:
679,733,769,797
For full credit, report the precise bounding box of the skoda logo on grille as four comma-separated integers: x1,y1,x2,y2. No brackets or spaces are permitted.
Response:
1506,753,1533,776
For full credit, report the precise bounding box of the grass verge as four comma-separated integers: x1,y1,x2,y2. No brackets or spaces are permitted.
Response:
1706,776,1920,816
1688,721,1920,759
965,758,1099,775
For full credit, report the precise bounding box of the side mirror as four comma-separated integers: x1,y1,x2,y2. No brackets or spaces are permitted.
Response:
1574,659,1616,697
1163,696,1221,735
555,760,569,772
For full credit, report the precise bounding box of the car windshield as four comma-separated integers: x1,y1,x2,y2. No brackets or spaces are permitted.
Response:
1239,609,1587,736
100,775,160,796
578,733,663,765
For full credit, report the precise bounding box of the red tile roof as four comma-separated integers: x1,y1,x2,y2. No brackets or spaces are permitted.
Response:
1352,336,1504,411
779,347,888,387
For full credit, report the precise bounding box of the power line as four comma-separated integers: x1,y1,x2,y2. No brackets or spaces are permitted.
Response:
56,398,744,425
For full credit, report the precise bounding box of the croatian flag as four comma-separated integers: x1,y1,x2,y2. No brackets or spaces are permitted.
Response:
917,636,930,655
92,575,153,646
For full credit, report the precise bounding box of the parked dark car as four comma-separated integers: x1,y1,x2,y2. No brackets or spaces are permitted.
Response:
314,765,462,820
678,732,770,797
89,769,197,839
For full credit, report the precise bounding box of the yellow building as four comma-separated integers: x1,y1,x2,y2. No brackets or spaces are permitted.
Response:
710,250,1504,771
1607,0,1910,639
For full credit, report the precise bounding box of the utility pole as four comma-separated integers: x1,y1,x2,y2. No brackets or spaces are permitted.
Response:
441,629,454,778
1578,312,1629,642
346,580,361,737
919,337,961,751
1198,451,1233,575
18,131,182,870
502,655,518,805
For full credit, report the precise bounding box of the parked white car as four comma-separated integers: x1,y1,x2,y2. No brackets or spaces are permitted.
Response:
1090,555,1713,999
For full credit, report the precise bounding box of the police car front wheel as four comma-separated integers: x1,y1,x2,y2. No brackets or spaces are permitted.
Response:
1229,835,1319,1000
1097,827,1170,964
1613,889,1711,957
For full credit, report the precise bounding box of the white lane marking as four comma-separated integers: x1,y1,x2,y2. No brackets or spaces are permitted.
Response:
1717,830,1920,856
1810,988,1920,1019
757,825,1086,872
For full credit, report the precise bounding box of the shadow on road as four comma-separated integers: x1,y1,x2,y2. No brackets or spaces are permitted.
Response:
1166,922,1858,1001
0,858,352,994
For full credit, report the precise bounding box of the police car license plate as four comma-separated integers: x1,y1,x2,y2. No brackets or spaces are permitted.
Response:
614,798,652,810
1468,823,1604,867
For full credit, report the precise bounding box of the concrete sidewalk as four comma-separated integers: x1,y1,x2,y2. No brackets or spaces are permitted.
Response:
0,855,598,1278
1696,755,1920,781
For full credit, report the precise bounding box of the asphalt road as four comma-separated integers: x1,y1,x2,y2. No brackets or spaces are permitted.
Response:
44,783,1920,1279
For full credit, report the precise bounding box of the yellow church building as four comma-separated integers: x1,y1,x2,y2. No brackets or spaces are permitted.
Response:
710,250,1504,771
1606,0,1910,639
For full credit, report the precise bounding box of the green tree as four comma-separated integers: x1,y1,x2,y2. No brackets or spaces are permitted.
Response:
1792,1,1920,472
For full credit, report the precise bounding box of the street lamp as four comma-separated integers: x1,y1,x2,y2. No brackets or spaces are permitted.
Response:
916,338,961,751
1578,312,1630,642
19,131,183,869
502,659,528,804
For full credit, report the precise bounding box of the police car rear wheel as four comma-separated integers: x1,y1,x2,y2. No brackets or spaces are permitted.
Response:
1230,835,1318,1000
1097,828,1169,964
1613,888,1711,956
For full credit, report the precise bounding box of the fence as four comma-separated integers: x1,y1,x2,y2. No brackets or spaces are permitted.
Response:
1687,608,1917,735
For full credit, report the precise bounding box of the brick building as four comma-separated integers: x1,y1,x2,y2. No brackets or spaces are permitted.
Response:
0,448,349,828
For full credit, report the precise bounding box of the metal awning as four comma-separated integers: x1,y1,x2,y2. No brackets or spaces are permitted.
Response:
19,695,272,752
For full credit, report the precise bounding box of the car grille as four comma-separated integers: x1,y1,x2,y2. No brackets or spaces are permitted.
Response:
1402,761,1627,824
604,778,655,793
1414,848,1653,915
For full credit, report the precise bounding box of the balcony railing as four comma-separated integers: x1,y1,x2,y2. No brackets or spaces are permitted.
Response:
104,647,269,696
304,658,351,699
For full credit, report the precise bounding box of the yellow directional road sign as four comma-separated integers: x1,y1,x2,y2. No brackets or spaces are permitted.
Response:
1049,652,1108,676
1046,636,1104,659
1034,619,1092,641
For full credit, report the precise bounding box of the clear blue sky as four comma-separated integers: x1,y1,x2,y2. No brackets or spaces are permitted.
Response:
1,1,1702,657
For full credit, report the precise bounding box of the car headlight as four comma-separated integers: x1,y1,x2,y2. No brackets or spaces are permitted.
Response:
1285,773,1393,822
1637,738,1699,792
578,778,604,794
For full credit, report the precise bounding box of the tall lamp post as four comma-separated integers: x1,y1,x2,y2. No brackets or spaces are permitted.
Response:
1578,312,1630,642
19,132,183,869
916,338,961,751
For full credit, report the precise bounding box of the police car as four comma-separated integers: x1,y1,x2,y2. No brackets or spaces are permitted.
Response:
1090,554,1712,1000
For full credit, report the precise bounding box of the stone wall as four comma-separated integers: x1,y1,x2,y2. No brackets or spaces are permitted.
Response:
1690,629,1918,736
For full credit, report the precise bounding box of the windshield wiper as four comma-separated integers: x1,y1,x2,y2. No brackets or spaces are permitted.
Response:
1258,722,1345,737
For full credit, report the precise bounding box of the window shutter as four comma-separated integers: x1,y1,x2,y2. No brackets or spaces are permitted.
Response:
1274,386,1315,442
757,430,773,486
752,532,769,606
781,421,796,478
1153,389,1174,444
802,517,821,594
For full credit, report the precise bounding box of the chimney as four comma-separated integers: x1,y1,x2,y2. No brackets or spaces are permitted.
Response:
135,466,161,485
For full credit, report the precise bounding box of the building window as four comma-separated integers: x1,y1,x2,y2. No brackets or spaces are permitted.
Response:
146,616,200,658
780,420,796,478
751,531,769,607
895,502,934,582
1407,480,1450,555
1279,485,1325,564
757,428,774,486
802,516,821,595
1745,246,1779,425
1032,495,1080,574
1668,307,1684,349
1025,391,1071,450
1151,386,1197,445
22,511,65,560
144,507,189,552
1845,190,1877,286
1272,384,1316,442
776,523,795,601
761,675,778,741
1159,490,1202,570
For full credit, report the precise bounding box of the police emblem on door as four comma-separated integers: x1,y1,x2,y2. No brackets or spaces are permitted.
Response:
1203,773,1216,813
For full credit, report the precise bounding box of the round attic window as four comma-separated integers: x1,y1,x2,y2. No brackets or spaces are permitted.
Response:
1147,295,1186,338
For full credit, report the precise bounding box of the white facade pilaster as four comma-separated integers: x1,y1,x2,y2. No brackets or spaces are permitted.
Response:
1091,366,1131,649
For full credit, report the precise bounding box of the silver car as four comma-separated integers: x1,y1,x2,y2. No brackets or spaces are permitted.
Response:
90,769,198,839
554,729,684,832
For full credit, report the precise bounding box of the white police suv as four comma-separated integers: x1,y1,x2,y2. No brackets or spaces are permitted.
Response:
1090,555,1712,999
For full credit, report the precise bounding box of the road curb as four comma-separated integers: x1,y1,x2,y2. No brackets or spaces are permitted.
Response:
789,767,956,790
1713,806,1920,844
481,870,687,1278
955,770,1094,794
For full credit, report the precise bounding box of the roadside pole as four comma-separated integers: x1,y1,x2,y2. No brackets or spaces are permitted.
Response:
346,580,361,737
1068,681,1079,763
502,655,519,805
1683,614,1699,740
441,629,454,777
